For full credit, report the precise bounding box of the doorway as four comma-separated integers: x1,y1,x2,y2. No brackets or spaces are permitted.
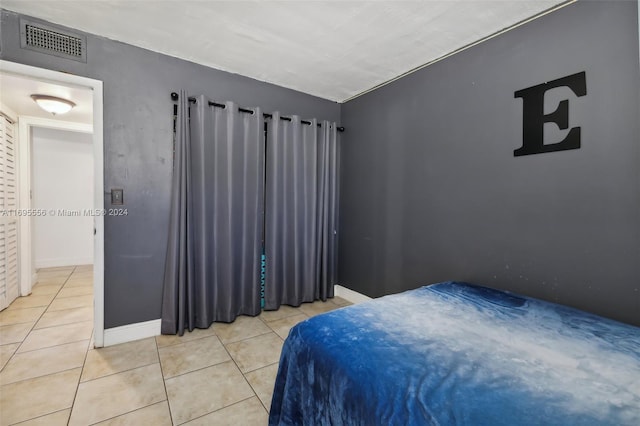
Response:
0,60,105,347
32,127,94,268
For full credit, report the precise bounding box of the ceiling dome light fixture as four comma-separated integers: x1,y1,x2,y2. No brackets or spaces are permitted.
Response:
30,94,76,115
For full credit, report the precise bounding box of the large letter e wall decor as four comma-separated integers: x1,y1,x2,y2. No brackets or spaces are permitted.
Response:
514,71,586,157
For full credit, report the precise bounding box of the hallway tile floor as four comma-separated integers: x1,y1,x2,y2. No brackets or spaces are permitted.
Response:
0,266,352,425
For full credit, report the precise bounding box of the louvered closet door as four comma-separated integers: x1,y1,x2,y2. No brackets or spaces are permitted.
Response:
0,114,19,311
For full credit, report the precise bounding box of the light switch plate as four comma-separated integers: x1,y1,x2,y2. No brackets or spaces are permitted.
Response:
111,188,124,205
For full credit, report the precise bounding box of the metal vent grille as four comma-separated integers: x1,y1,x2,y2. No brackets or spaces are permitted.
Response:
20,18,87,63
25,24,83,57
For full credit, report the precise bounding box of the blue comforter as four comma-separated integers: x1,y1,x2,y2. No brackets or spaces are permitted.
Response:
269,282,640,425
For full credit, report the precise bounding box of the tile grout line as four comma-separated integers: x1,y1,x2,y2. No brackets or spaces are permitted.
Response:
66,265,92,426
241,359,280,376
221,330,283,414
161,356,233,381
56,266,80,426
1,268,80,424
0,364,85,388
211,330,263,417
32,317,94,332
5,336,91,354
157,317,296,421
14,331,94,355
54,290,94,299
158,319,274,349
156,331,219,349
0,266,94,424
176,395,258,426
243,366,279,414
157,332,256,380
219,329,274,346
155,335,175,425
0,271,74,376
3,271,73,362
35,304,93,315
7,407,71,425
85,401,169,426
158,326,267,423
78,360,160,385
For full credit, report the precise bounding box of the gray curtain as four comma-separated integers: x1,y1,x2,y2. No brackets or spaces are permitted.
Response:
162,93,264,335
264,114,340,309
317,121,340,294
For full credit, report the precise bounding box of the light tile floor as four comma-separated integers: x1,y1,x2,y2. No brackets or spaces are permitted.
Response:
0,266,352,425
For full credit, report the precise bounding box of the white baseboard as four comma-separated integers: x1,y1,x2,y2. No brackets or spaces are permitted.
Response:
35,257,94,269
102,287,369,347
103,319,161,347
335,285,372,304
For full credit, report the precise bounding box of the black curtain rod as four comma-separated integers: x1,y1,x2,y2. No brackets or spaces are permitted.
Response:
171,92,344,132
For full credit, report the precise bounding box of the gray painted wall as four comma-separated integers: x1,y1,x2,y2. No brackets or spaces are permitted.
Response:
0,10,340,328
339,1,640,326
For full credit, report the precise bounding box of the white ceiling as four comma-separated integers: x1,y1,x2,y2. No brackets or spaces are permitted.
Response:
0,72,93,124
2,0,569,102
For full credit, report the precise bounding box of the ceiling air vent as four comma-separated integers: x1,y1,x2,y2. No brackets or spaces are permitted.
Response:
20,18,87,63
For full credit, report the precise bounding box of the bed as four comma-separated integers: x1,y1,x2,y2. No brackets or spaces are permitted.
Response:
269,281,640,425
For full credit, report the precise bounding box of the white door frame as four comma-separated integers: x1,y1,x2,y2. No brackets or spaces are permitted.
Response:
1,60,105,348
